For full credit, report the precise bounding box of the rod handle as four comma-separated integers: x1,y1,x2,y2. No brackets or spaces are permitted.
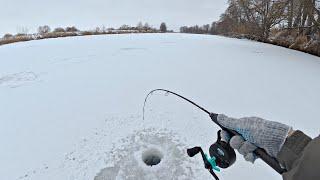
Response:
209,113,286,174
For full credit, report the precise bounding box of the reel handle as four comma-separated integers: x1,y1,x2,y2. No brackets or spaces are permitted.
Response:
187,147,202,157
187,146,220,180
209,113,286,174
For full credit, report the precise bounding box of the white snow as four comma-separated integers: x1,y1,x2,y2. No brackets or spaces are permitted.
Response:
0,33,320,180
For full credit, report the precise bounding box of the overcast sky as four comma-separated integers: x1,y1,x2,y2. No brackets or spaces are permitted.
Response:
0,0,228,36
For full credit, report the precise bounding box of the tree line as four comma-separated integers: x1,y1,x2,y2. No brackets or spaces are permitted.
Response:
217,0,319,38
1,22,170,46
3,22,169,39
180,0,320,56
181,0,320,38
180,23,217,34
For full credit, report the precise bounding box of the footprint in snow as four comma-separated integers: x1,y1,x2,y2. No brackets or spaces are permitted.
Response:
0,72,39,88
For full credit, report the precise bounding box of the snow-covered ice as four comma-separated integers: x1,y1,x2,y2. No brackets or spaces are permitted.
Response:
94,128,197,180
0,33,320,180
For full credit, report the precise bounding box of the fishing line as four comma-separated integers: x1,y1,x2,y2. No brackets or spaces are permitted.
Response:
143,89,213,121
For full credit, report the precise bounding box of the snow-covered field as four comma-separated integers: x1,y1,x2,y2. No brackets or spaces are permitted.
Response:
0,33,319,180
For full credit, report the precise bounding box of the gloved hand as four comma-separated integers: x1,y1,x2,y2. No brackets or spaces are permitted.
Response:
217,114,292,163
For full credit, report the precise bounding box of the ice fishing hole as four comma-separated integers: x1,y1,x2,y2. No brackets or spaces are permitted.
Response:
142,148,163,166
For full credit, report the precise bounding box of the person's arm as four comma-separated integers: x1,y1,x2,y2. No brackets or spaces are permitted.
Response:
277,131,320,180
217,114,320,180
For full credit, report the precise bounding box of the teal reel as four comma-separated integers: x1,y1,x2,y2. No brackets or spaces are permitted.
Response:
187,131,236,180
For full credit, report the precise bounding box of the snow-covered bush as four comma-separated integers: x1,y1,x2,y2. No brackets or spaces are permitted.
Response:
271,30,296,47
2,33,13,39
305,39,320,56
289,36,309,51
53,27,66,33
80,31,95,36
65,26,79,32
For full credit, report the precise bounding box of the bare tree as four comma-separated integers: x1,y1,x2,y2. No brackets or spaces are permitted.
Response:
16,26,29,35
210,22,217,34
202,24,210,33
160,22,167,32
137,22,144,30
120,24,130,30
144,23,151,30
38,25,51,34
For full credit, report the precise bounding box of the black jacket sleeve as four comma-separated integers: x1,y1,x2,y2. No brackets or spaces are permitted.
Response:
276,131,320,180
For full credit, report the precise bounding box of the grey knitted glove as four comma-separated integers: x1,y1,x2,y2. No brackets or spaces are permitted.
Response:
218,114,292,163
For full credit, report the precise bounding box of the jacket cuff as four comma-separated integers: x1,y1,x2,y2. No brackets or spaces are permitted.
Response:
277,130,312,170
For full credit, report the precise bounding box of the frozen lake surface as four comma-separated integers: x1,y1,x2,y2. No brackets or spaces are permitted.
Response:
0,33,319,180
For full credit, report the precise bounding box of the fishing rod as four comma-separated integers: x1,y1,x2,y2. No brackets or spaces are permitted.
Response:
143,89,286,180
